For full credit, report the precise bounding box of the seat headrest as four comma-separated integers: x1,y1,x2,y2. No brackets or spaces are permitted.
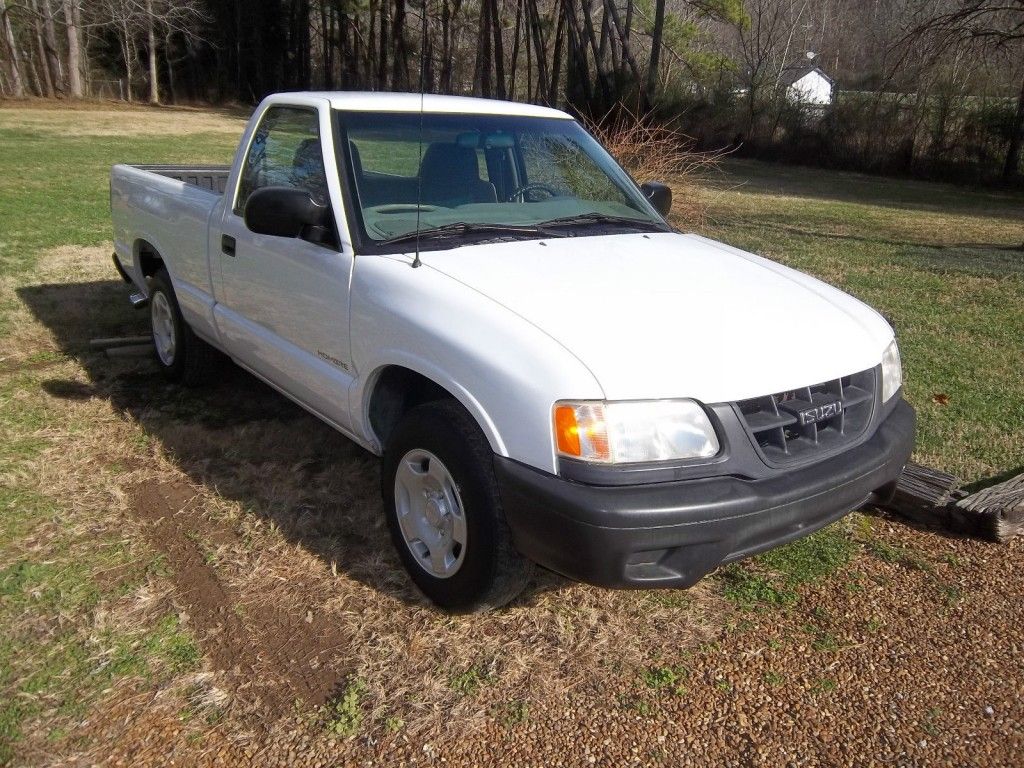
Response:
420,143,481,183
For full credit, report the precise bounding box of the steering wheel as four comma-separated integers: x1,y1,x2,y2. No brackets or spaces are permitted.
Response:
506,183,559,203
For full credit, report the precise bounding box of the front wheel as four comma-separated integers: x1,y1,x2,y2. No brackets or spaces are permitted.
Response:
382,400,533,612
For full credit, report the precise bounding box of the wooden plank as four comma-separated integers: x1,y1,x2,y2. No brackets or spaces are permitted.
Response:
884,462,964,524
877,462,1024,543
105,344,153,358
956,473,1024,543
90,335,152,349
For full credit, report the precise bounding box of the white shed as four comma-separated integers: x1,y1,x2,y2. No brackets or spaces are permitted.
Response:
782,67,834,106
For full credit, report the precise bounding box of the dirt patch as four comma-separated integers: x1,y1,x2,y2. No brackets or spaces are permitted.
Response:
129,479,351,719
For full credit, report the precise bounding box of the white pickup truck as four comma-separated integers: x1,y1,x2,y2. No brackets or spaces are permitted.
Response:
111,92,915,611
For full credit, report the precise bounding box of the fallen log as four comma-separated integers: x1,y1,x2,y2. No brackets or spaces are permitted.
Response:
877,462,1024,543
889,462,964,513
89,335,152,349
955,473,1024,543
104,343,153,358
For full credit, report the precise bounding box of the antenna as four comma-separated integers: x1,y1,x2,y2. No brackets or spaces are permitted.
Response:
412,0,429,269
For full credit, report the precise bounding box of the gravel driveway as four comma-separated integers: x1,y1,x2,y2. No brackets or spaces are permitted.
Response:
77,511,1022,767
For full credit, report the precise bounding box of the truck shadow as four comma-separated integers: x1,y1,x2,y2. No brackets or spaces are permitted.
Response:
18,278,568,611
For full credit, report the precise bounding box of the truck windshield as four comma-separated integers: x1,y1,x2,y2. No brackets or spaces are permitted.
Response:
333,111,668,250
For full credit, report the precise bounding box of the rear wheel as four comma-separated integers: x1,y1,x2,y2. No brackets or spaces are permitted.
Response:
382,400,533,611
148,267,217,386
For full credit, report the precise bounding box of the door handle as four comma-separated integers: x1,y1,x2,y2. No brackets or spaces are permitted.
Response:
221,234,236,256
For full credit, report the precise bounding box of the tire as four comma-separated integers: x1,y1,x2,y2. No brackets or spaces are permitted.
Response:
382,399,534,612
148,267,217,387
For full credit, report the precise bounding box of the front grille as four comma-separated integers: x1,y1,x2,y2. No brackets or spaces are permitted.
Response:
736,368,875,465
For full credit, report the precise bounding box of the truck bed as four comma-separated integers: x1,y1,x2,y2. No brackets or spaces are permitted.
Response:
127,164,231,195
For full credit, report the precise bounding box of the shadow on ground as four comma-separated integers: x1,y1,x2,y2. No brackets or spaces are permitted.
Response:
18,278,569,613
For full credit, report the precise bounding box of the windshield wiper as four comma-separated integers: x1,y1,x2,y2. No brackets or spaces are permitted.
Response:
539,213,669,232
379,221,561,246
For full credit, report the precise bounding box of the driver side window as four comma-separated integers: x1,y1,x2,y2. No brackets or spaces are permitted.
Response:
235,106,327,215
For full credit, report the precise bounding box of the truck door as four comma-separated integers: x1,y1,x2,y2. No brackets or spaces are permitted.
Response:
214,104,356,431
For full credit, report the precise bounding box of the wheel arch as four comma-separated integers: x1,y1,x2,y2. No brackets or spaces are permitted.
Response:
134,238,166,279
362,362,507,457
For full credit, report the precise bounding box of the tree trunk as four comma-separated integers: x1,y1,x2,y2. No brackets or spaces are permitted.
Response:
1002,74,1024,182
31,0,55,97
320,0,333,89
580,0,611,108
438,0,450,91
526,0,548,101
421,8,434,92
473,0,492,96
62,0,82,97
390,0,407,89
547,2,564,105
145,0,159,104
40,0,62,93
121,15,134,102
490,0,506,99
163,28,178,103
0,0,26,97
561,0,592,106
646,0,665,98
376,0,388,89
25,39,44,95
604,0,642,95
508,0,522,96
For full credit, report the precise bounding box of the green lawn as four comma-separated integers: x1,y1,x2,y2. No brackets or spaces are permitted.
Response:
0,119,237,277
699,158,1024,482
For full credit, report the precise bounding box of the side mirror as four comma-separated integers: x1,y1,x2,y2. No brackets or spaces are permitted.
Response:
244,186,329,238
640,181,672,217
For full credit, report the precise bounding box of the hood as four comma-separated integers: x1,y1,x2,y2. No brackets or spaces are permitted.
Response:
422,232,894,403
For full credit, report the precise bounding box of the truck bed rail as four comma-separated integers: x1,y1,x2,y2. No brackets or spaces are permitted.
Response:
128,164,230,195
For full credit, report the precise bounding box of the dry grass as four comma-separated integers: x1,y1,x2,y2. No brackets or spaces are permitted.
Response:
0,104,248,137
2,245,724,763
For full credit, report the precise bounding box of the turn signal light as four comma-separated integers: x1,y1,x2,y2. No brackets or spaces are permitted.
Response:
554,405,581,456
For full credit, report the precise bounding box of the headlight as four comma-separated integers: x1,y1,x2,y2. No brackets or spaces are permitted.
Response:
881,339,902,402
553,399,720,463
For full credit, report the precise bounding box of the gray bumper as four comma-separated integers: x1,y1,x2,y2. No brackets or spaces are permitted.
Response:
496,399,915,588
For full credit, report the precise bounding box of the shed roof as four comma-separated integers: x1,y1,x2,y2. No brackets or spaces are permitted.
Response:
779,67,835,88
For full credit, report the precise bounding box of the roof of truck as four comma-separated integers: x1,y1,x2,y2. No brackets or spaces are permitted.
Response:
274,91,573,120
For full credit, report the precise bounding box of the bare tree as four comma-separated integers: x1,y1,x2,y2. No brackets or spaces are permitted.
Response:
61,0,82,97
0,0,26,96
38,0,62,92
646,0,665,96
30,0,55,96
95,0,207,104
733,0,811,135
906,0,1024,179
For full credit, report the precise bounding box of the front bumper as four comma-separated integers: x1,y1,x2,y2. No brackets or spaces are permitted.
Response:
496,399,915,588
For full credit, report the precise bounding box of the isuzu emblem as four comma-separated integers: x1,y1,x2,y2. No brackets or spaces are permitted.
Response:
797,400,843,425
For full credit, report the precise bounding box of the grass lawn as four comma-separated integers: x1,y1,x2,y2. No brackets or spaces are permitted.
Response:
699,158,1024,482
0,104,1022,765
